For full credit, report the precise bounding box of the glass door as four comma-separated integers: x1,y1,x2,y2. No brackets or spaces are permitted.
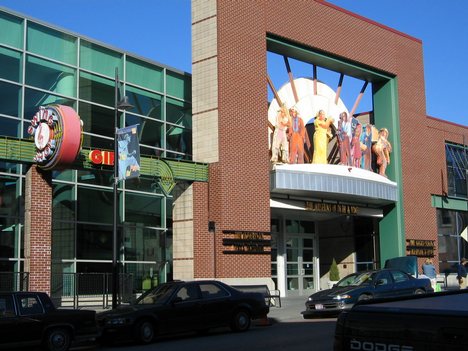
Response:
286,236,317,296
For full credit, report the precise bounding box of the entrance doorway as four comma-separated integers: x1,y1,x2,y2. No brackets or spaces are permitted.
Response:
285,235,318,296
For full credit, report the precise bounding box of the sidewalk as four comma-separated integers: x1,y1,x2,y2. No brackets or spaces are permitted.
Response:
267,296,307,323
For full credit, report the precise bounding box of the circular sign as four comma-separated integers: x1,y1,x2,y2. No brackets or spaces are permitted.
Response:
28,105,83,170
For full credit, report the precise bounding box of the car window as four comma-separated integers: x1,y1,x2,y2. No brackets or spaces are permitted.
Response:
375,271,392,285
175,284,201,302
336,274,359,287
199,283,229,299
0,295,16,318
391,270,409,283
137,284,177,305
17,295,43,315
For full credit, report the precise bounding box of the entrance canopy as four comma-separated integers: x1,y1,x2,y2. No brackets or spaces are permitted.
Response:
270,164,397,207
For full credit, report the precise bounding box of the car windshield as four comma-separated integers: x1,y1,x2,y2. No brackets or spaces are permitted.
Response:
336,272,375,287
136,284,178,305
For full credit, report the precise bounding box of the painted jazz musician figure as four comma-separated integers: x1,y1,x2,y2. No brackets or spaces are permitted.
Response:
288,107,308,164
312,110,334,164
372,127,392,177
270,104,291,164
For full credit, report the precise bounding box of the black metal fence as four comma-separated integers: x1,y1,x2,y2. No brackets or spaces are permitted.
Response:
0,272,29,292
50,273,134,309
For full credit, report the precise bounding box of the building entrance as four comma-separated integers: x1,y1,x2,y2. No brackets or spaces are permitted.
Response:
285,235,318,296
271,216,319,297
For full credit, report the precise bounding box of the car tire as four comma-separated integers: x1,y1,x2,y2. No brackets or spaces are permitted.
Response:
230,309,251,332
357,294,372,301
134,319,155,344
43,327,71,351
414,289,425,294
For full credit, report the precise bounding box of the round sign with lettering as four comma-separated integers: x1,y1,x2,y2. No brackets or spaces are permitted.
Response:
28,105,83,170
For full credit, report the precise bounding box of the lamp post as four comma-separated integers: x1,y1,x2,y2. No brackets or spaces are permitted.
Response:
112,67,133,309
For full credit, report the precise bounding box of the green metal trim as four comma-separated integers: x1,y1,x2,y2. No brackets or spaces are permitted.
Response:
0,137,208,182
0,136,36,164
267,36,394,82
432,195,468,212
373,77,406,262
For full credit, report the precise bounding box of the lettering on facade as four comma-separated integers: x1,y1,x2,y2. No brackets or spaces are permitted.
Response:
405,239,435,257
222,230,271,255
305,201,359,215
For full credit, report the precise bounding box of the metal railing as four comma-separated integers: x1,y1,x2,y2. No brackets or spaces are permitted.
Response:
51,273,134,309
0,272,29,292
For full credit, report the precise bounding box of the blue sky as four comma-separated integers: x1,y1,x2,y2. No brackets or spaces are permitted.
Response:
0,0,466,127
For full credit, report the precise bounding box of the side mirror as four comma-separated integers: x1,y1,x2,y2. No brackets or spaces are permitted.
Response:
375,279,385,286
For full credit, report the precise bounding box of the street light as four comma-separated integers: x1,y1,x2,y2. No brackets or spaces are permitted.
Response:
112,67,133,309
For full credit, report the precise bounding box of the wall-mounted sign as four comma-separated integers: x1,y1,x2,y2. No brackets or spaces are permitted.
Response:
305,201,358,215
28,105,83,170
89,150,114,166
222,230,271,255
406,239,435,258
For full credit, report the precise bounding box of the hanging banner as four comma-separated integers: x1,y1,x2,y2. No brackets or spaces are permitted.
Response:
117,124,140,180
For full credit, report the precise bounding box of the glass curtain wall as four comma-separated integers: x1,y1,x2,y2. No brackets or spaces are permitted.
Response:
0,9,192,292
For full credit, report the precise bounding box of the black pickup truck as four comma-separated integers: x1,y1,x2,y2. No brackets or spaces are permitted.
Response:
334,289,468,351
0,291,99,351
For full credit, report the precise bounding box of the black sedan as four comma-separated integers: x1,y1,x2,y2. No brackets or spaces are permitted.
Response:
301,269,433,318
97,280,270,344
0,291,99,351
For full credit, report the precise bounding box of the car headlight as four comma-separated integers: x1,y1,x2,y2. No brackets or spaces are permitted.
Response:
308,297,313,302
333,294,351,300
105,317,128,326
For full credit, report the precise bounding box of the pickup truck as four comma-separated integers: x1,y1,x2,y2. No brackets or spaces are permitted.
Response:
334,289,468,351
0,291,99,351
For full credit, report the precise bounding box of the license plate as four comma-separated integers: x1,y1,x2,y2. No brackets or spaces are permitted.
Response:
315,304,324,310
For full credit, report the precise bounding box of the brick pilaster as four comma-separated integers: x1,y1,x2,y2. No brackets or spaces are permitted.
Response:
24,165,52,294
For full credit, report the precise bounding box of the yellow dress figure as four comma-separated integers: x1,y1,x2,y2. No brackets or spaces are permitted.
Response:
312,110,334,164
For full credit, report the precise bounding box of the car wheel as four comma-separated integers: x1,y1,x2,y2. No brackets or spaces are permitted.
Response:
357,294,372,301
414,288,425,294
43,328,71,351
134,319,155,344
230,309,251,332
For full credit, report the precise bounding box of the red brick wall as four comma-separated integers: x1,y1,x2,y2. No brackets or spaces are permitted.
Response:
25,165,52,294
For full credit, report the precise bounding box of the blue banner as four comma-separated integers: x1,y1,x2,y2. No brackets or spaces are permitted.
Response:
117,125,140,180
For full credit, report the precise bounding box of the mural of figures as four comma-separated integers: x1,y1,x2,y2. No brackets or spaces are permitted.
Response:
351,123,363,168
337,111,352,166
288,107,307,164
270,104,291,164
372,128,392,177
360,123,373,170
312,110,334,164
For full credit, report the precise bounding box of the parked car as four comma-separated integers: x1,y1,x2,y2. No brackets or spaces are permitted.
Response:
301,269,433,318
334,289,468,350
0,291,99,351
97,280,270,345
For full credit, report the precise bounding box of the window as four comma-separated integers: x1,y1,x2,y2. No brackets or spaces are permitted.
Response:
18,295,43,315
176,284,200,301
0,47,21,82
391,270,408,283
0,12,23,49
25,55,76,97
437,209,468,274
126,57,163,92
80,41,122,78
0,295,15,318
27,22,76,65
446,143,467,199
0,82,21,118
199,283,229,299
